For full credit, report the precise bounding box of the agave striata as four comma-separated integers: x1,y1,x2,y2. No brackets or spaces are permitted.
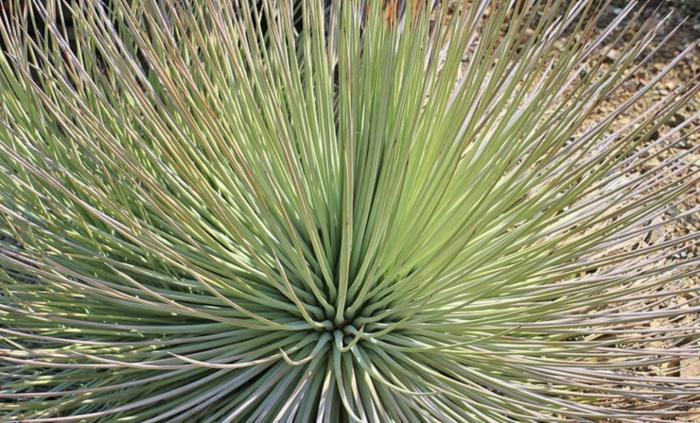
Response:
0,0,699,421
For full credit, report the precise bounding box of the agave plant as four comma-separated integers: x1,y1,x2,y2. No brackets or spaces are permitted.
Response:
0,0,698,421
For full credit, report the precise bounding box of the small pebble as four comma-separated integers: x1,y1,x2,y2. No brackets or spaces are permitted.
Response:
644,217,665,244
666,205,681,218
672,250,688,260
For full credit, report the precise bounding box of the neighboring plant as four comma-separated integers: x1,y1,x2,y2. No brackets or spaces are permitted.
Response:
1,0,698,421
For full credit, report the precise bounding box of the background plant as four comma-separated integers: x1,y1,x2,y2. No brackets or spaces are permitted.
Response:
0,0,699,421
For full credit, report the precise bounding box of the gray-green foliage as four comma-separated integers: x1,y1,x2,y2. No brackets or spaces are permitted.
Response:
0,0,699,421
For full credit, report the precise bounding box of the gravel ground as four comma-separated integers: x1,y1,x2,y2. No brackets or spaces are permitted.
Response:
461,2,700,419
587,2,700,420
